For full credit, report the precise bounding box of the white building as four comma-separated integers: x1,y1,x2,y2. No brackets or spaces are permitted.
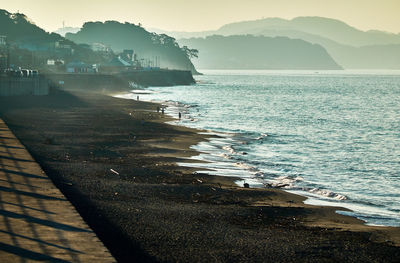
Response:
0,36,7,46
91,43,111,52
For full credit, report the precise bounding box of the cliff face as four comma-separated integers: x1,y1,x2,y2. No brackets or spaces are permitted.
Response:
179,35,342,70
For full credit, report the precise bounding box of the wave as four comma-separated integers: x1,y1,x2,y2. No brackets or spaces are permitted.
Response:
306,188,348,200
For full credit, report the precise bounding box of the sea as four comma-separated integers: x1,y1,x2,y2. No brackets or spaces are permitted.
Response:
117,70,400,227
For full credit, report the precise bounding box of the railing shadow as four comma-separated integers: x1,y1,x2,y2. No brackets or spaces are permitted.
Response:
0,230,81,253
0,168,48,180
0,209,91,233
0,242,72,263
0,155,33,163
0,185,65,201
0,201,55,215
0,131,89,262
0,145,25,150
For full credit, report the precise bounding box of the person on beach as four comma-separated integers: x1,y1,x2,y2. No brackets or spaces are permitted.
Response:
179,112,181,119
161,107,165,114
137,95,139,101
157,106,160,113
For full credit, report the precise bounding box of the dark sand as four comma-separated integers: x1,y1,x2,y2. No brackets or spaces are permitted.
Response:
0,89,399,262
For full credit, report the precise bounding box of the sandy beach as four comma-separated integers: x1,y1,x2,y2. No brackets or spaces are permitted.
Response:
1,88,399,262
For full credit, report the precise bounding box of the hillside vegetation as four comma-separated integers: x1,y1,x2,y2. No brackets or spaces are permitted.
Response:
66,21,199,73
0,9,106,68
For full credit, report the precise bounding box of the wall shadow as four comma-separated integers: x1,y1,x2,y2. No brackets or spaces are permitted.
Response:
0,89,89,115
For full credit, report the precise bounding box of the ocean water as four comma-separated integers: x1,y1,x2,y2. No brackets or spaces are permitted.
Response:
118,70,400,227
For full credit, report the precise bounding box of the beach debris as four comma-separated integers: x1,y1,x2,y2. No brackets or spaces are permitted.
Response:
62,182,73,186
196,179,203,184
129,132,137,142
43,137,55,145
110,169,120,175
192,192,201,203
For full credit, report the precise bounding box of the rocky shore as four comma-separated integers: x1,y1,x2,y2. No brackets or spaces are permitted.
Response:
0,88,399,262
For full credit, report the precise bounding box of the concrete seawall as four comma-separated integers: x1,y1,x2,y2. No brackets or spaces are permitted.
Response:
45,70,195,93
0,76,49,96
117,69,195,87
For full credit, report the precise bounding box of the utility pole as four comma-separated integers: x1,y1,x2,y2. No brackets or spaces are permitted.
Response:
6,42,10,69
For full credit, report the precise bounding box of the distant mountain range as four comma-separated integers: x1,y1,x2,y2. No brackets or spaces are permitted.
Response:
178,35,341,70
154,17,400,69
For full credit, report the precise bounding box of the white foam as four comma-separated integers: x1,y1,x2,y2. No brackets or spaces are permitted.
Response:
268,175,303,188
307,188,347,200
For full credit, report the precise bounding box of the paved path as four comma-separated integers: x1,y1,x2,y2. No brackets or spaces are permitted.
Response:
0,119,115,262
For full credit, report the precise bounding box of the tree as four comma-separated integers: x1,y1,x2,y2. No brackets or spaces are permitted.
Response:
182,45,199,59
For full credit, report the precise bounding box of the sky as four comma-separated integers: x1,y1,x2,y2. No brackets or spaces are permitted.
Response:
1,0,399,33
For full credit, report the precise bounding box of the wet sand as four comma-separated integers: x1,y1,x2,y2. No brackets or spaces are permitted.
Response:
0,88,399,262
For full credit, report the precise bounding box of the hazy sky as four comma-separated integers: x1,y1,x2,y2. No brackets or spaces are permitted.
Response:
1,0,399,33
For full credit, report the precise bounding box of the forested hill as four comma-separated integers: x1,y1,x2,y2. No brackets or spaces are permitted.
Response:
179,35,342,70
66,21,199,74
0,9,107,67
0,9,60,45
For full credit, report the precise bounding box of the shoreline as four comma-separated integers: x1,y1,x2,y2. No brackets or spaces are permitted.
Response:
119,88,398,229
0,89,399,261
